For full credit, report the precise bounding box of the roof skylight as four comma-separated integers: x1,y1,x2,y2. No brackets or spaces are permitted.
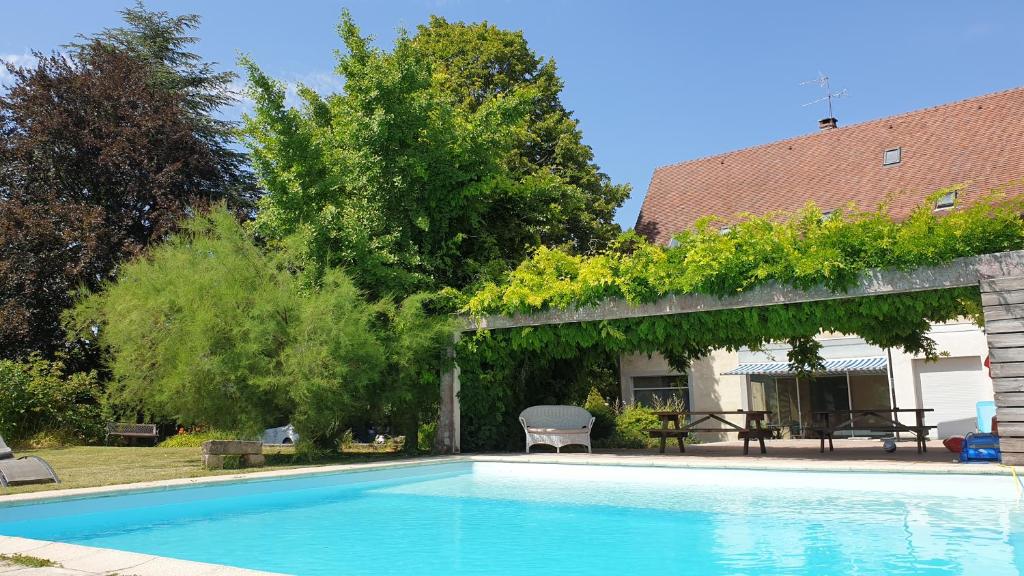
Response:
883,147,901,166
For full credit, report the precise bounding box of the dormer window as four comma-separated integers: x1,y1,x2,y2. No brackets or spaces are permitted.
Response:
935,190,957,210
883,147,901,166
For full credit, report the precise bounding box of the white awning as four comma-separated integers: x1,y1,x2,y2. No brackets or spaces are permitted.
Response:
722,356,888,376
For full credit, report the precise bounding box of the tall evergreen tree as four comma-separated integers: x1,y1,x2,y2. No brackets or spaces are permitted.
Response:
0,4,256,360
66,1,258,207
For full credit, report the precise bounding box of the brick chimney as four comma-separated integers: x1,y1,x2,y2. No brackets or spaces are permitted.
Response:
819,117,838,130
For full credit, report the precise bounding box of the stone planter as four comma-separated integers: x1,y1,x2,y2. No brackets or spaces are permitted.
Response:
201,440,264,469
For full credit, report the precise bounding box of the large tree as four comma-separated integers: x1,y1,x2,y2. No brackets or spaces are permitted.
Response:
0,5,256,360
241,12,628,298
411,16,629,252
0,200,107,362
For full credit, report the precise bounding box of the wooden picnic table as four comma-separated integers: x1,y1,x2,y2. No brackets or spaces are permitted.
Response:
811,408,935,454
649,410,772,455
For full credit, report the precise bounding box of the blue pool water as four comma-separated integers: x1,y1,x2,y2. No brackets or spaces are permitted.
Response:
2,462,1023,575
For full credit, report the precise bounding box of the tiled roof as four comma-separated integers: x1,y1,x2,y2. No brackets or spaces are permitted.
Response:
635,87,1024,245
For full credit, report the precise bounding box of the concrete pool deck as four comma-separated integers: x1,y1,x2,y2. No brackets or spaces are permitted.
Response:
0,440,1012,575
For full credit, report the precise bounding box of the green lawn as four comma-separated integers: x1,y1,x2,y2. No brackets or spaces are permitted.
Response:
4,446,411,495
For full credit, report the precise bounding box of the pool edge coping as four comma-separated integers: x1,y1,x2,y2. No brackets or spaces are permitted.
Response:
467,453,1016,477
0,455,467,505
1,452,1012,505
0,535,291,575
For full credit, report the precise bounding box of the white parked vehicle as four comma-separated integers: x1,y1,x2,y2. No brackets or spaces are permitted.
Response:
262,424,299,445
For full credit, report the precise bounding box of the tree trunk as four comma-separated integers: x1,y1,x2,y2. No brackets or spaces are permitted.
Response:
400,409,419,454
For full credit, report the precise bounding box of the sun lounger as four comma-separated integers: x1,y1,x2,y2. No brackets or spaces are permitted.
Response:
0,456,60,487
0,435,12,460
519,405,595,453
0,435,59,487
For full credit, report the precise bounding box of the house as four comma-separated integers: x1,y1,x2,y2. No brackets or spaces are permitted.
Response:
622,87,1024,440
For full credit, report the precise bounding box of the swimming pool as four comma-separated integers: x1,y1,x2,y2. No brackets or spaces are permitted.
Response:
1,461,1022,575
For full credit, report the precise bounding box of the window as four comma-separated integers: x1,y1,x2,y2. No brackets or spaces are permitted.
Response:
883,147,901,166
632,374,689,408
821,209,836,221
935,190,957,210
719,226,731,235
667,237,680,248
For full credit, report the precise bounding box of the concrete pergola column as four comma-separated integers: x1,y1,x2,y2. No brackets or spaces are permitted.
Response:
433,334,461,454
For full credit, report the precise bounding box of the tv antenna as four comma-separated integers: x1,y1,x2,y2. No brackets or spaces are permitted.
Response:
801,72,847,119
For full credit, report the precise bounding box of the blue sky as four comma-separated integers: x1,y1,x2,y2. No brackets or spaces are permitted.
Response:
3,1,1022,229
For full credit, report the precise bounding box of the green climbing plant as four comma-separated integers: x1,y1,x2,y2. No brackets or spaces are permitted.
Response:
456,189,1023,450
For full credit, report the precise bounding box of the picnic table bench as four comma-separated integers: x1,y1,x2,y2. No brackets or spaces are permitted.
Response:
811,408,935,454
105,422,159,445
649,410,772,455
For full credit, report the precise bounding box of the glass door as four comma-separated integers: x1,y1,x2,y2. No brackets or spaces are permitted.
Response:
809,375,851,437
848,373,893,436
773,377,801,438
751,376,801,438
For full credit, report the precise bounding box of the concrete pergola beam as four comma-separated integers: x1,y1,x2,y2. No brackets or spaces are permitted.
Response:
465,250,1024,331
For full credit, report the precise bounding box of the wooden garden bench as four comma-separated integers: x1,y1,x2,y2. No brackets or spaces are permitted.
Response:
105,422,160,445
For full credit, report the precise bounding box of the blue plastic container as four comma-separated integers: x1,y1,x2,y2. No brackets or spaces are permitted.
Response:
977,401,997,433
960,432,1001,463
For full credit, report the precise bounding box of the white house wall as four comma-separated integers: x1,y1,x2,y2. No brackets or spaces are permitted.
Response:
619,319,992,441
619,350,746,441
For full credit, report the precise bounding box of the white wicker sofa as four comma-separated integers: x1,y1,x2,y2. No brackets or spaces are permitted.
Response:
519,405,596,453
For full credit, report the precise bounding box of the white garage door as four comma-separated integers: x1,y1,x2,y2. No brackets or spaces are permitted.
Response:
914,356,991,438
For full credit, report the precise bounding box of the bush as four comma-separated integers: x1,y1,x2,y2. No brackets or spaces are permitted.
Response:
22,431,83,450
0,355,102,444
157,430,243,448
607,403,660,449
74,208,386,447
417,421,437,452
341,434,406,454
293,441,334,463
583,387,615,440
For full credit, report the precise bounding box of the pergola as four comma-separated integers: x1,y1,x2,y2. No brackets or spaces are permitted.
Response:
438,249,1024,463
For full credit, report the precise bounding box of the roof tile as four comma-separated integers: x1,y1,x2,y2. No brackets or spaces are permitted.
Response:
635,87,1024,244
